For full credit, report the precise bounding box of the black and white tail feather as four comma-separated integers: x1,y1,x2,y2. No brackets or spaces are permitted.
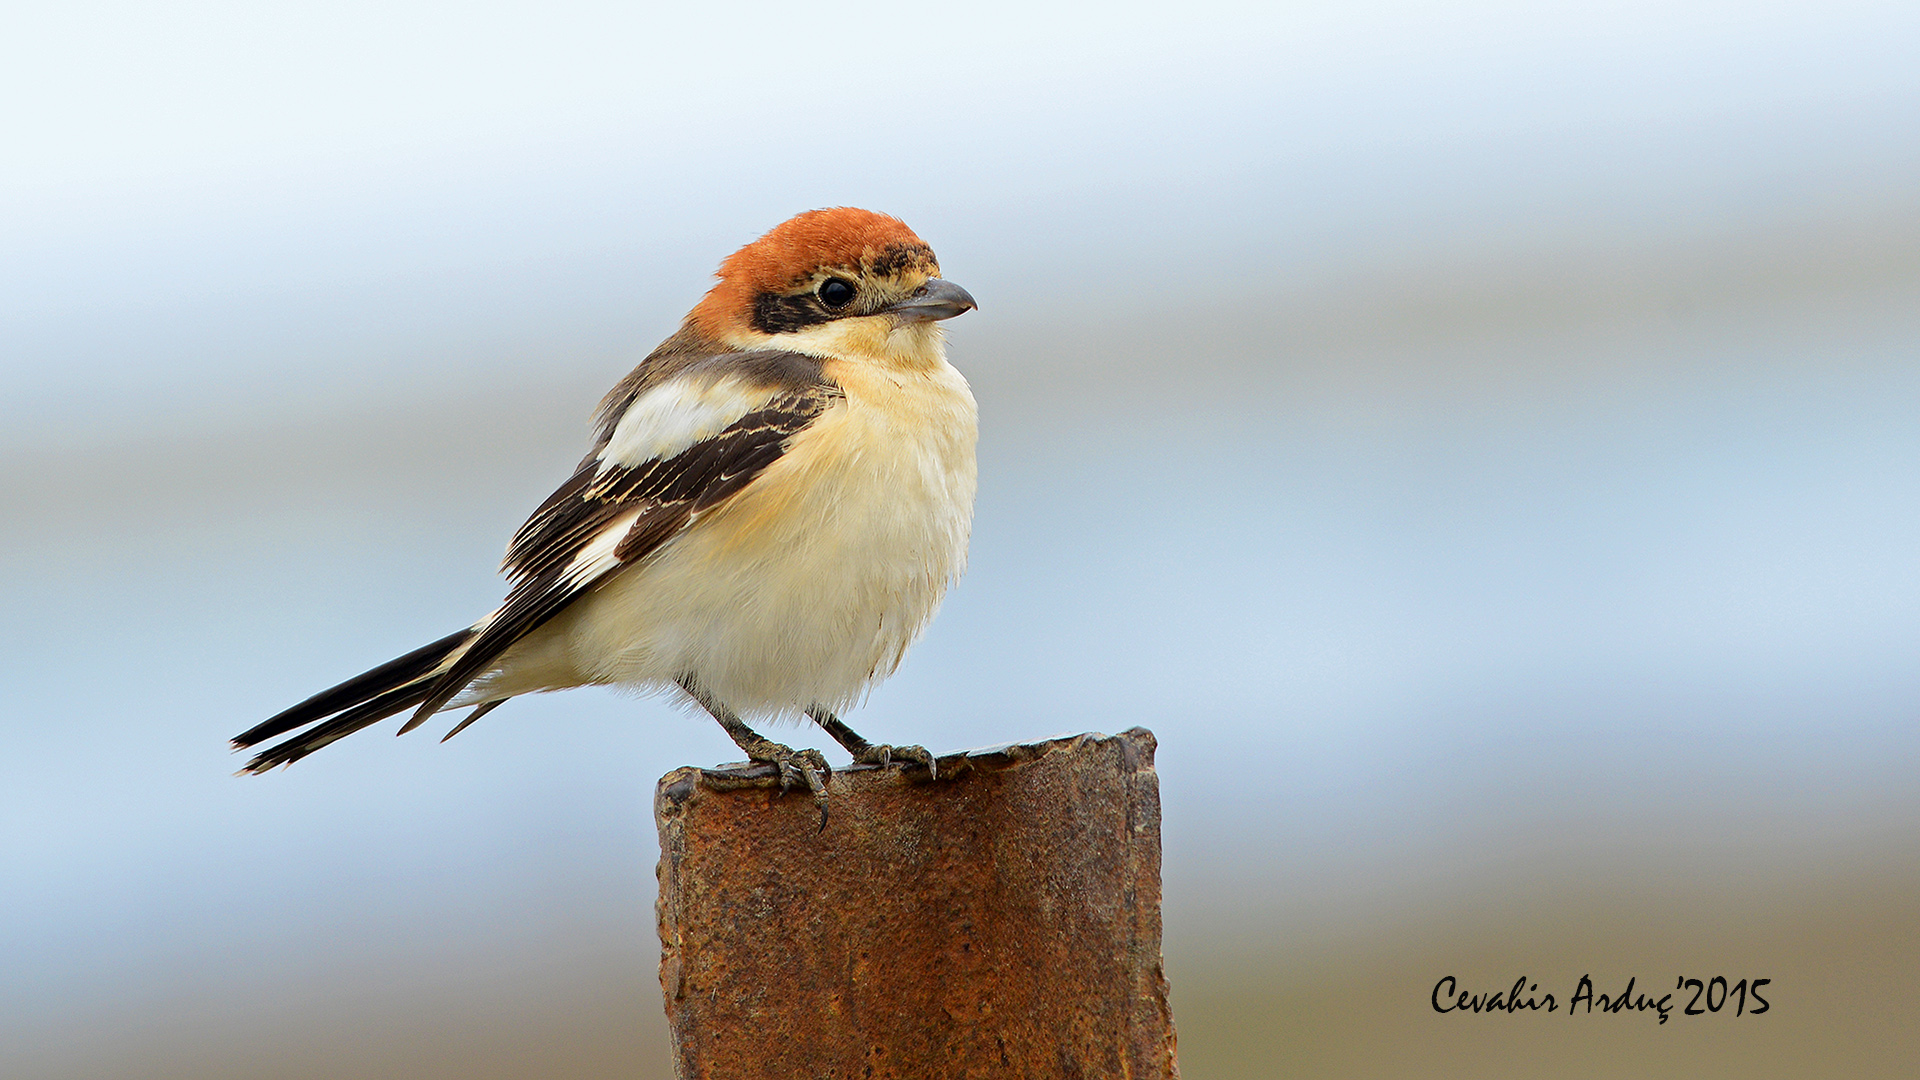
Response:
230,627,478,772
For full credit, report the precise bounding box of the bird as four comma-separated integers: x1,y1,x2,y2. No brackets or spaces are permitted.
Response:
232,208,979,818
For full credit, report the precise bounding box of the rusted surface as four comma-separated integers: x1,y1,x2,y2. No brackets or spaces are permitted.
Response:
654,727,1179,1080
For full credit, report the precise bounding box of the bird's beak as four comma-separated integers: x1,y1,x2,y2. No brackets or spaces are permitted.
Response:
886,278,977,323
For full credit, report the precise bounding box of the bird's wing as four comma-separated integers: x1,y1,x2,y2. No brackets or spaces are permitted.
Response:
403,349,843,726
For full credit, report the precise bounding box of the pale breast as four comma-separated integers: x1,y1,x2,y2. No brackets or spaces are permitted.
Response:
549,356,978,717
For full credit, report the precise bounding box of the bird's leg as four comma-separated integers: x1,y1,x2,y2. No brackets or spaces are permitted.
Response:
680,679,829,825
807,707,936,780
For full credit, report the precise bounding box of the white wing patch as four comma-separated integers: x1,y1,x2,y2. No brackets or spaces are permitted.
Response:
560,507,646,588
598,373,772,472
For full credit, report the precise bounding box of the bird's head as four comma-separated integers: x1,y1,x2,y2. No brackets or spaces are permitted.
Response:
688,208,976,366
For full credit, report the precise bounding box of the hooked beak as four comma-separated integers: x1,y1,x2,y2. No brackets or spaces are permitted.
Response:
886,278,977,323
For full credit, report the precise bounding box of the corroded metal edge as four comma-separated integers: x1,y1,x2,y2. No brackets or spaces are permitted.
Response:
655,727,1158,804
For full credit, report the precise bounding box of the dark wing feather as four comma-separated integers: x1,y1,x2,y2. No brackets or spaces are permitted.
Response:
403,371,843,725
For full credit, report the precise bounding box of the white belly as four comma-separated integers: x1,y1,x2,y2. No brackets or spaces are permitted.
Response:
483,357,977,719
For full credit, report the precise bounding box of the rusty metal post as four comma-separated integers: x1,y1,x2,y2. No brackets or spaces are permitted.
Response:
654,727,1179,1080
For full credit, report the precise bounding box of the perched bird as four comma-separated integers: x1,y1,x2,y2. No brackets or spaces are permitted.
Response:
233,208,979,815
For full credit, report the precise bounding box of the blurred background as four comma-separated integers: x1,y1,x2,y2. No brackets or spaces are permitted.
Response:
4,1,1917,1076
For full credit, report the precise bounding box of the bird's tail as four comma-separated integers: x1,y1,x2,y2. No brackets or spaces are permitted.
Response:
232,628,477,774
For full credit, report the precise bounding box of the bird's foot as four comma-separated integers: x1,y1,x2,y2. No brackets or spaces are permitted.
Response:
849,742,937,781
743,738,831,829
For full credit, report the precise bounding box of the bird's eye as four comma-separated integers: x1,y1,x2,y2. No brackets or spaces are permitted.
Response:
818,278,857,309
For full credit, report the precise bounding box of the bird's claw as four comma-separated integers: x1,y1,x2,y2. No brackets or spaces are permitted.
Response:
752,742,831,830
852,742,937,781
